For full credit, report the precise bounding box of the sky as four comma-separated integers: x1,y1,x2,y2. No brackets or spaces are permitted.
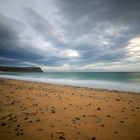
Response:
0,0,140,72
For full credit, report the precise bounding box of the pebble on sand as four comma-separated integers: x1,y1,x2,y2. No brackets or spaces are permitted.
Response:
91,136,96,140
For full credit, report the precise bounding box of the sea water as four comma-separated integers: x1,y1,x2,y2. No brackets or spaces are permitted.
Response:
0,72,140,93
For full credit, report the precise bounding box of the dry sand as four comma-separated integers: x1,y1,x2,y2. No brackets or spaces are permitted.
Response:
0,79,140,140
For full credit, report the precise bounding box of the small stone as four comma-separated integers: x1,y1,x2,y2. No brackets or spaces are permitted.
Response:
21,132,24,135
114,131,119,134
51,109,55,113
97,108,101,110
106,115,111,117
59,136,65,140
1,123,6,126
36,119,40,122
91,136,96,140
75,117,80,120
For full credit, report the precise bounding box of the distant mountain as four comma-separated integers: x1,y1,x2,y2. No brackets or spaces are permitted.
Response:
0,66,43,72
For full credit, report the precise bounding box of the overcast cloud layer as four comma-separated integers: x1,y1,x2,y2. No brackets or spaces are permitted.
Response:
0,0,140,71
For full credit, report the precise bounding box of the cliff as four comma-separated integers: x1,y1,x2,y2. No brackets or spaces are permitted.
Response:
0,66,43,72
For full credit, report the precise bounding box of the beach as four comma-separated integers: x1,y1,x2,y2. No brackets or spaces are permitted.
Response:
0,79,140,140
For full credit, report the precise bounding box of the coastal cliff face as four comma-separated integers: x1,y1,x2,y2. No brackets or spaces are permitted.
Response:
0,66,43,72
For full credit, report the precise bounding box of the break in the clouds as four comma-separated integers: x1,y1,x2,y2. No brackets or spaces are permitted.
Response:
0,0,140,71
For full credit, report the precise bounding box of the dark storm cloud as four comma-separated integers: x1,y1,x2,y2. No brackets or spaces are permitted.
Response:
54,0,140,24
0,14,21,40
54,0,140,39
0,13,72,67
0,14,44,66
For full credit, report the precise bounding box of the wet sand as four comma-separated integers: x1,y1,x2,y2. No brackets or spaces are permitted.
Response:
0,79,140,140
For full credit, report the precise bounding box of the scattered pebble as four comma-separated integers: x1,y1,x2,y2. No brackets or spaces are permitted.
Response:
36,119,40,122
1,123,6,126
97,108,101,110
114,131,119,134
59,136,65,140
91,136,96,140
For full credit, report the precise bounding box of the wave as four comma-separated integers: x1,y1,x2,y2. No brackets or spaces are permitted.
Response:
0,74,140,93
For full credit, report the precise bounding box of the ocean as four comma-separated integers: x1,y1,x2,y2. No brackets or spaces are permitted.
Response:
0,72,140,93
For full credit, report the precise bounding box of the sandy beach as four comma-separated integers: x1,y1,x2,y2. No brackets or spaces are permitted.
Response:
0,79,140,140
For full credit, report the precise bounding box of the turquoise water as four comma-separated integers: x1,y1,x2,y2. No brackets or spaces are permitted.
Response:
0,72,140,92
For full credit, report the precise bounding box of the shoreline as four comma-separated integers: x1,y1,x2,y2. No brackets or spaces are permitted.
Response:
0,77,140,94
0,79,140,140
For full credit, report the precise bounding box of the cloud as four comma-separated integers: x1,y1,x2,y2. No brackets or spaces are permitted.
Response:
24,7,66,45
52,0,140,69
0,0,140,71
54,0,140,24
0,13,44,66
